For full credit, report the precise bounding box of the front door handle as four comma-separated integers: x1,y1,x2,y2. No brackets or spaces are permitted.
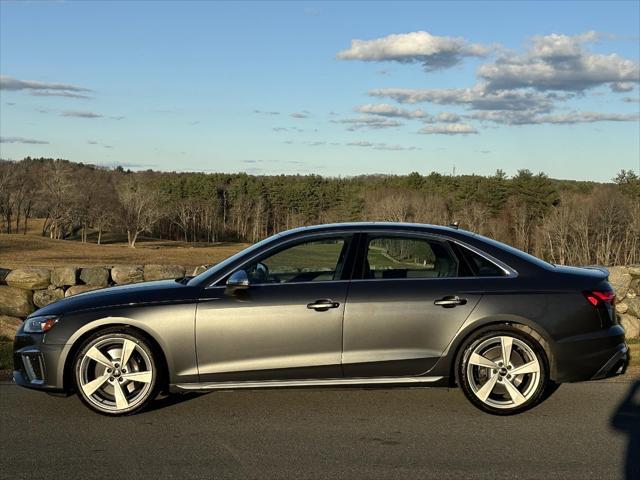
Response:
434,296,467,308
307,299,340,311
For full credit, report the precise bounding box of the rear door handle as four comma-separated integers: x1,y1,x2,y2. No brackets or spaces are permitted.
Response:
307,299,340,311
434,296,467,308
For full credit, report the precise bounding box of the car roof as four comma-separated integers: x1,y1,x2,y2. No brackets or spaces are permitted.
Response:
278,222,469,237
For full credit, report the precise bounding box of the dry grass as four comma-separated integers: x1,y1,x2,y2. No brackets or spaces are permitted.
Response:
629,339,639,367
0,218,248,270
0,233,247,270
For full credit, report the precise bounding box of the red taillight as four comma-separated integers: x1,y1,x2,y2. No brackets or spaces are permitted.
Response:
583,290,615,307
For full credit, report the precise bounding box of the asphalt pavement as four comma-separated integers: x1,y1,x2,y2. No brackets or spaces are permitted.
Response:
1,378,639,480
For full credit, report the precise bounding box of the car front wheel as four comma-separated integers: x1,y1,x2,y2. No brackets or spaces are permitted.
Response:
74,328,159,415
458,327,550,415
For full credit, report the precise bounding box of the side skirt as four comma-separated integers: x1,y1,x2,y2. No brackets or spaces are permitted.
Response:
173,375,445,392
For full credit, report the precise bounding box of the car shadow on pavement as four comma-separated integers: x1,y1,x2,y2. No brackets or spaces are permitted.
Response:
143,392,209,413
611,380,640,480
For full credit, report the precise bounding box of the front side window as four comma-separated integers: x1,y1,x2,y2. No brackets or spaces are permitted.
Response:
365,236,458,279
243,237,350,284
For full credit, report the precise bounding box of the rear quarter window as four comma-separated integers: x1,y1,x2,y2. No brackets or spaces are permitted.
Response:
458,245,507,277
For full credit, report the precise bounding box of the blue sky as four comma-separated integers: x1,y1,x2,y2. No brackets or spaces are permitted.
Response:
1,1,639,181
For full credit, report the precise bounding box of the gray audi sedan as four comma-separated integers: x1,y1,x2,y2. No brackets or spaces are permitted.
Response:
13,222,629,415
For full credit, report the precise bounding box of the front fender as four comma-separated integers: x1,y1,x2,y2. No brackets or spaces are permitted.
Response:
48,303,198,389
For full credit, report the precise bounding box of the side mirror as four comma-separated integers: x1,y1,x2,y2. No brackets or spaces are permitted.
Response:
226,270,250,290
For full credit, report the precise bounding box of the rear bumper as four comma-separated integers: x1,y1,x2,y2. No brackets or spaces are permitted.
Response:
552,325,628,383
590,344,628,380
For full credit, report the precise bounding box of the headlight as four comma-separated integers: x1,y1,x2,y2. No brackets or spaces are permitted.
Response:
23,315,60,333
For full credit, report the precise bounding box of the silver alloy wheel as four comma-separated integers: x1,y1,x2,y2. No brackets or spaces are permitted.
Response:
78,336,154,413
466,335,541,410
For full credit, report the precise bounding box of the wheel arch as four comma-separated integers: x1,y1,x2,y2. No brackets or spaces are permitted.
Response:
61,321,171,393
442,317,556,387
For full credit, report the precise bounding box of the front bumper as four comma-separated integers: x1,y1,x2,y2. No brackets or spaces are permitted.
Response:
13,332,67,393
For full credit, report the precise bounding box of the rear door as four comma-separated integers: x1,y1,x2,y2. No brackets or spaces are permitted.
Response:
196,233,355,382
342,232,482,377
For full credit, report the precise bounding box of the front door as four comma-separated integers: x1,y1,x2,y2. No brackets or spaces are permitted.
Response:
196,234,354,382
342,233,481,377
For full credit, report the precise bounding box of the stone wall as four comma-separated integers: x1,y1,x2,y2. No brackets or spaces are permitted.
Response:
0,265,192,327
608,266,640,338
0,264,639,338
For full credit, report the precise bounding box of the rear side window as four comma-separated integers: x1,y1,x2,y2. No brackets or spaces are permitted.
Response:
364,236,459,279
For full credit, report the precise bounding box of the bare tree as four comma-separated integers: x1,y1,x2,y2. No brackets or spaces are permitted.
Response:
412,194,449,225
116,175,163,248
364,189,413,222
171,198,194,242
41,162,76,239
0,161,15,233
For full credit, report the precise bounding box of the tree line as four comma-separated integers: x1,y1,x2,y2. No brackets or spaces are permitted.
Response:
0,157,638,266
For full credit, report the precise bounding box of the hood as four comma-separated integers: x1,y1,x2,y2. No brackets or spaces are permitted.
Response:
31,279,200,317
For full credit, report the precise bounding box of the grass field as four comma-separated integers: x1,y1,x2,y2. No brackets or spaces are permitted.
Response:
0,218,248,270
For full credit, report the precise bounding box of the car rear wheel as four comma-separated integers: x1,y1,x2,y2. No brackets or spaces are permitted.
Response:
74,329,159,416
458,327,550,415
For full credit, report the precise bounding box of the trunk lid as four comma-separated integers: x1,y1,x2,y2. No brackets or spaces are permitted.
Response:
553,264,609,281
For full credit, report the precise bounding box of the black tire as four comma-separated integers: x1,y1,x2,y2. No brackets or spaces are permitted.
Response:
73,327,160,416
457,325,551,416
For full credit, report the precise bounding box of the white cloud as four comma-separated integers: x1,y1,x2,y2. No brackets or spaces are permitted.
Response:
60,110,103,118
29,91,92,99
469,110,639,125
291,112,309,118
333,116,403,130
337,31,491,71
434,112,462,123
253,109,280,115
0,75,91,93
347,140,375,147
342,30,639,136
0,136,49,144
611,82,636,92
370,84,554,112
346,140,418,150
477,32,640,92
537,112,640,124
354,103,428,118
419,123,478,135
